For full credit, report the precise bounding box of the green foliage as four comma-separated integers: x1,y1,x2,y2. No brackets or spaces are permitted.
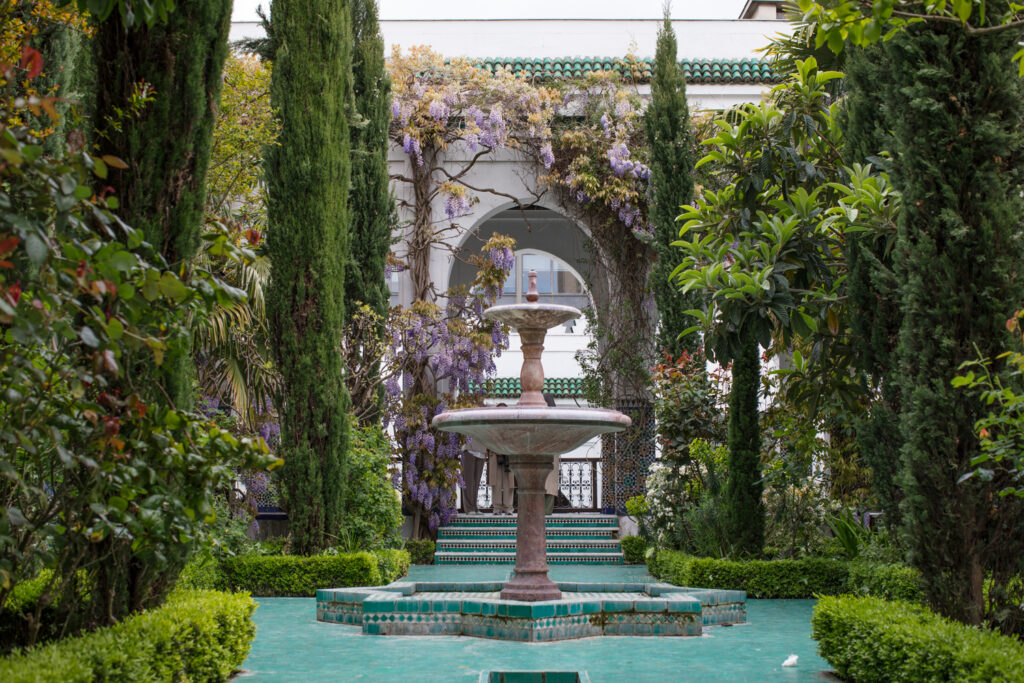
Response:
69,0,177,29
646,10,698,356
0,85,274,643
345,0,395,424
219,553,384,596
796,0,1024,74
687,556,847,598
845,562,923,602
812,596,1024,683
92,0,234,407
881,21,1024,629
177,549,409,594
620,535,648,564
340,418,403,551
823,510,869,560
841,44,905,529
0,589,255,682
372,549,411,584
405,539,436,565
651,350,727,457
646,438,730,556
650,549,920,600
265,0,353,554
954,308,1024,498
725,339,763,556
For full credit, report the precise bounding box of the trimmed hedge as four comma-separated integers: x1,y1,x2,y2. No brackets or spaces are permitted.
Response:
0,590,254,682
648,549,922,600
812,595,1024,682
620,535,648,564
220,553,379,596
179,549,410,597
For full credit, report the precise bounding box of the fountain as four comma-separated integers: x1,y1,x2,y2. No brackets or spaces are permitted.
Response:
315,272,746,641
431,271,630,601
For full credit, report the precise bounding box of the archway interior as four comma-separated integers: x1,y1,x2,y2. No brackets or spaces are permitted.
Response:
450,206,593,324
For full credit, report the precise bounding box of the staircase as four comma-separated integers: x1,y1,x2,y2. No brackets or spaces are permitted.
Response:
434,514,623,564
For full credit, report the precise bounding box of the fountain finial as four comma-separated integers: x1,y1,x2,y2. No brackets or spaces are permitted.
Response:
526,269,539,303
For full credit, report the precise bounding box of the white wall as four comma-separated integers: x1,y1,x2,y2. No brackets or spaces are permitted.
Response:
229,17,782,61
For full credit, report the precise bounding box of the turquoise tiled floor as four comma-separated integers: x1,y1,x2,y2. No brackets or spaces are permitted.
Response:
239,598,831,681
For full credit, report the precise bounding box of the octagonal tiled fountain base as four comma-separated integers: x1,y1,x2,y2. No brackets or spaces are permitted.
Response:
316,581,745,642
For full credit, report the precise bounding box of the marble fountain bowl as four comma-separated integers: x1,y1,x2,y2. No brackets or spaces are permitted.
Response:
431,406,631,455
316,580,746,641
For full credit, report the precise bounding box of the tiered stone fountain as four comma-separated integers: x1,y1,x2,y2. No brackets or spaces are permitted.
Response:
432,271,631,601
316,272,746,641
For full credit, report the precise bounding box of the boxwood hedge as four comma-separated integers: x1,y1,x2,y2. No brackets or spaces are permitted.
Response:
812,595,1024,682
0,590,254,682
648,549,922,600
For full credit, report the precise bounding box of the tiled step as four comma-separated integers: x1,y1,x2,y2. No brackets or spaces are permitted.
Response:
434,513,623,565
438,527,617,540
435,551,624,565
437,540,621,553
445,514,618,528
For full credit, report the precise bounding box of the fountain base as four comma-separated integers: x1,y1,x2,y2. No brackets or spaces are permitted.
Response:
500,569,562,602
316,580,746,641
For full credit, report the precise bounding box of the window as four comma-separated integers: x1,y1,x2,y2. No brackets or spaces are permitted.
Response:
498,251,588,331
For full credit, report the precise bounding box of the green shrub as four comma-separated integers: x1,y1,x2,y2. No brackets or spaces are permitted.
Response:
812,596,1024,682
846,561,923,602
341,421,404,550
620,535,648,564
177,551,226,592
405,539,436,565
220,553,383,596
649,549,919,600
372,549,412,584
0,590,254,682
687,556,847,598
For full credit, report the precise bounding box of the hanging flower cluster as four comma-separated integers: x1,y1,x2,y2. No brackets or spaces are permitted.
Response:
388,46,561,167
545,71,653,238
381,234,515,530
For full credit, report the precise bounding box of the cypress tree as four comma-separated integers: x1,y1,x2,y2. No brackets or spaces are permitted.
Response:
884,20,1024,625
92,1,233,407
724,333,763,556
646,10,697,356
841,45,904,528
345,0,394,424
265,0,352,554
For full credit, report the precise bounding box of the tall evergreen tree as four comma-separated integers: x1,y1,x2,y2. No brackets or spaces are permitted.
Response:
841,45,905,528
265,0,353,554
725,333,763,556
646,9,697,357
92,0,232,407
883,21,1024,625
345,0,394,424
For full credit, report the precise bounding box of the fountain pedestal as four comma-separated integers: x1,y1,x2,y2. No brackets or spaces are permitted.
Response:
502,454,560,601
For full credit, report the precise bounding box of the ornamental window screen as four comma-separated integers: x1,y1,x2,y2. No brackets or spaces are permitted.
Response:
476,458,600,512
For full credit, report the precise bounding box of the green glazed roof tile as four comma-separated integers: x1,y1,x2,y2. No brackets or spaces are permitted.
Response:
468,56,781,85
472,377,587,399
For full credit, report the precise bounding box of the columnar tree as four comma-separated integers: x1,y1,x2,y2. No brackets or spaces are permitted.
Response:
805,0,1024,630
345,0,394,424
646,10,697,356
885,23,1024,628
840,45,905,528
266,0,352,554
91,0,233,408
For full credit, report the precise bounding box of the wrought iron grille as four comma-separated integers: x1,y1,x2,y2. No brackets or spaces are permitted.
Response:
475,458,600,512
